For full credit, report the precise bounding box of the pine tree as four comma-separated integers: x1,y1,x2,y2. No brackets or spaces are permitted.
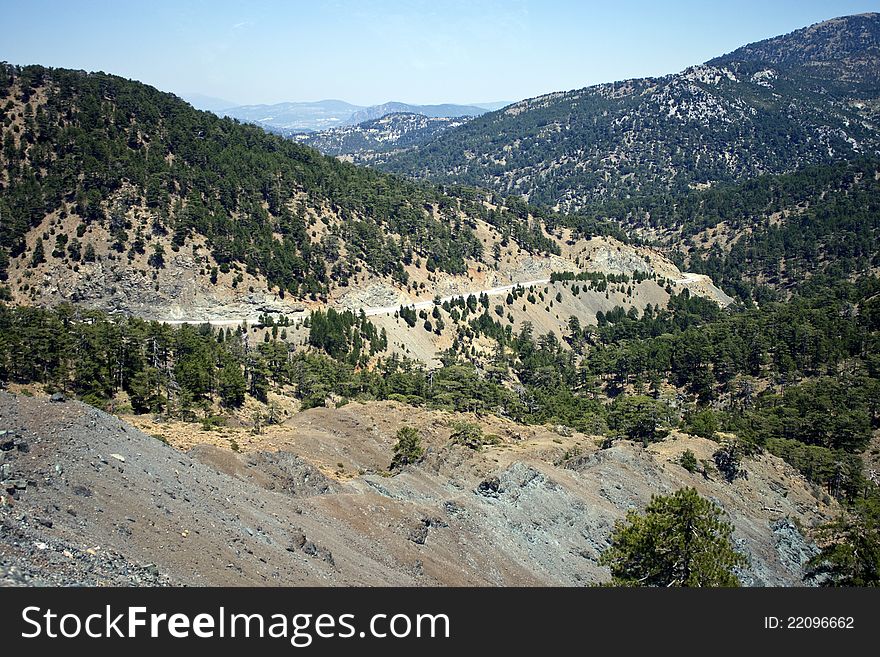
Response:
218,361,246,408
30,238,45,267
806,498,880,586
600,488,747,587
608,395,670,445
390,426,424,470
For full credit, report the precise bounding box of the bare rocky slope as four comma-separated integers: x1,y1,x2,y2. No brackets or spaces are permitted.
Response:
1,392,831,586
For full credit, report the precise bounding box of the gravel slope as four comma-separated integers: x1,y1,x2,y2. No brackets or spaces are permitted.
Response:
0,392,831,586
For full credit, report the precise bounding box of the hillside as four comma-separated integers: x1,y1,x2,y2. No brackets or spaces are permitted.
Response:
0,62,733,326
0,391,831,586
378,14,880,211
709,12,880,88
553,158,880,302
0,64,566,319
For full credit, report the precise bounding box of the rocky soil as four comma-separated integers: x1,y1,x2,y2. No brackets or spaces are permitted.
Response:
1,392,832,587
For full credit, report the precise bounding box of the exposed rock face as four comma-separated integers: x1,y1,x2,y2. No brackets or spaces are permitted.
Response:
0,393,832,587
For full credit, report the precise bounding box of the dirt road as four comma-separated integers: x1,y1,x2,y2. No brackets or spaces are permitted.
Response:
157,271,715,326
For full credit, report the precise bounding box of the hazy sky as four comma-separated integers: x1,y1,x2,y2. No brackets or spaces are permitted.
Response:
2,0,877,106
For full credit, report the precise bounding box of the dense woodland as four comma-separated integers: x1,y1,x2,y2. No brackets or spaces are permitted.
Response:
378,14,880,211
0,63,577,298
381,69,878,210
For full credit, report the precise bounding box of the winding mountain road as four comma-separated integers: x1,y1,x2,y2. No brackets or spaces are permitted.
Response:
159,272,708,326
360,278,552,317
160,278,552,326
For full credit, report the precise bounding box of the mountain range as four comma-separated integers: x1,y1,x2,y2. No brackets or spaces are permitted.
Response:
290,112,472,164
210,98,508,135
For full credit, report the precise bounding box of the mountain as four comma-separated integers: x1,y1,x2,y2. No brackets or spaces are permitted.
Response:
2,16,880,588
179,93,237,113
4,62,716,325
291,112,471,164
378,14,880,212
709,12,880,86
221,99,495,135
0,64,562,317
220,99,363,133
348,102,487,124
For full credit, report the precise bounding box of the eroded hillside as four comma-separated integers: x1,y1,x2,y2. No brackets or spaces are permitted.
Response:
0,392,832,586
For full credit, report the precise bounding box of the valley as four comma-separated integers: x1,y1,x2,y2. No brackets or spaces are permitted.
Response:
1,12,879,589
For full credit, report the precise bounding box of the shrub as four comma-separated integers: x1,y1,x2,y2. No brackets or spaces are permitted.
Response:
391,426,424,469
449,421,487,450
679,449,698,473
713,441,747,483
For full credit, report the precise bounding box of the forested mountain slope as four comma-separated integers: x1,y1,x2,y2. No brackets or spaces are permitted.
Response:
553,158,880,302
378,14,880,211
709,12,880,87
0,63,579,318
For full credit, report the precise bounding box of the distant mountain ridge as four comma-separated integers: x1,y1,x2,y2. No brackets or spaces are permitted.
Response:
220,99,362,133
348,102,487,124
219,99,504,134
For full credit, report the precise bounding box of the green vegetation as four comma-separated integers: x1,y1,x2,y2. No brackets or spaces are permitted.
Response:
390,426,424,470
448,421,500,450
1,32,879,587
607,395,671,446
380,14,880,210
679,450,698,473
806,498,880,586
681,409,719,440
684,160,880,303
713,441,747,483
599,488,747,587
382,77,877,211
0,63,569,297
306,308,387,363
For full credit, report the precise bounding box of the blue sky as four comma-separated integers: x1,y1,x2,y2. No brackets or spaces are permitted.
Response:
2,0,877,106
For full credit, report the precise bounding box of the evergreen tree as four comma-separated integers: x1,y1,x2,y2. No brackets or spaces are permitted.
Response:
806,498,880,586
600,488,747,587
608,395,670,445
218,361,246,408
390,426,424,470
